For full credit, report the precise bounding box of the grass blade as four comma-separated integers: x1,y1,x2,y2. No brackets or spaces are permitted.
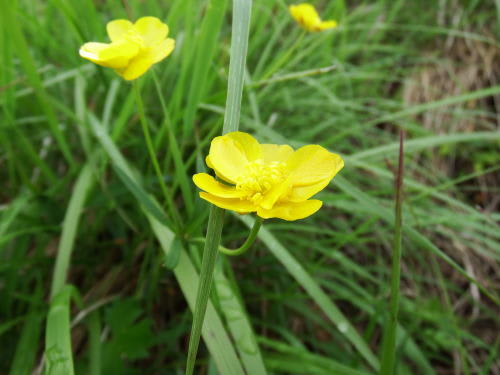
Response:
379,130,405,375
182,0,229,138
214,263,268,374
50,164,94,298
9,284,43,375
44,286,75,375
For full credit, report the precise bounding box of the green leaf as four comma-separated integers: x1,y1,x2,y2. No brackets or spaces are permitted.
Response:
44,286,76,375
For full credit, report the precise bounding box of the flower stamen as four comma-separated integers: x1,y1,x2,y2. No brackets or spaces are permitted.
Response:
236,159,287,203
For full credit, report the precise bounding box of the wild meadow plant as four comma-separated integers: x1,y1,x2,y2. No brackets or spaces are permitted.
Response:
2,0,499,374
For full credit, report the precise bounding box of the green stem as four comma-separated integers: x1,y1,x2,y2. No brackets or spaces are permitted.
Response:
151,70,194,215
379,130,405,375
259,31,306,81
133,81,181,232
185,0,252,374
185,206,225,375
190,217,263,256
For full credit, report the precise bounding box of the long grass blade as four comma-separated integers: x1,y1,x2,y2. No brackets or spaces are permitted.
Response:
379,130,405,375
213,263,268,374
50,164,94,298
44,286,75,375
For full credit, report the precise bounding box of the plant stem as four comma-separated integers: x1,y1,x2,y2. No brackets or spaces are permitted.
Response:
379,130,405,375
151,70,194,215
259,31,305,81
185,0,252,374
190,217,263,256
133,81,181,232
185,206,225,375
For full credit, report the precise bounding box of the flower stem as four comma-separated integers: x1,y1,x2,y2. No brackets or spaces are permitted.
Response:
133,81,181,232
185,206,225,375
189,217,263,256
379,130,405,375
259,31,306,81
185,0,252,374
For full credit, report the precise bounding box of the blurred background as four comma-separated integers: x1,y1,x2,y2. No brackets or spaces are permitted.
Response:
0,0,498,374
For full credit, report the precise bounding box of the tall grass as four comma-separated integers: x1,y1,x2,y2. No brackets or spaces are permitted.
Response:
1,0,499,374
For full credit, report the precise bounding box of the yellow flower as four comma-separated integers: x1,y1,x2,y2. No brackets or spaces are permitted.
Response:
193,132,344,221
79,17,175,81
289,3,337,32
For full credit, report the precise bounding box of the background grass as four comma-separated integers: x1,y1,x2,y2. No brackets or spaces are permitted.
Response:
1,0,499,374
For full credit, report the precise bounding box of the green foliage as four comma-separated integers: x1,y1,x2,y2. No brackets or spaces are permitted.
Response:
101,299,155,374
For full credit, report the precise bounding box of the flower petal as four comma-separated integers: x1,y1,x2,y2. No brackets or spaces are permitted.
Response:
288,176,332,202
193,173,246,198
133,16,168,46
257,200,322,221
199,192,256,213
259,180,291,210
107,19,133,42
79,41,138,69
317,20,337,31
286,145,344,186
207,132,262,183
289,3,321,31
116,55,153,80
149,38,175,63
261,144,294,163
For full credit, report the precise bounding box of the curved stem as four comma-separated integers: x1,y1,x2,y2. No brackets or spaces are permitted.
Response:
219,217,263,256
133,81,181,232
190,217,263,256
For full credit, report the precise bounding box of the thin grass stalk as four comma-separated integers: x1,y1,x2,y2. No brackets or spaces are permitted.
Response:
151,70,194,215
133,81,182,231
379,130,405,375
185,1,252,374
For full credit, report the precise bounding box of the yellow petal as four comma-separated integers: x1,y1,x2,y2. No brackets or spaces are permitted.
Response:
193,173,246,198
289,3,321,31
199,192,256,213
288,176,332,202
286,145,344,186
107,19,133,42
208,132,262,183
149,38,175,63
317,20,337,31
259,180,290,210
133,16,168,46
116,55,153,80
257,200,323,221
79,41,138,69
261,144,294,163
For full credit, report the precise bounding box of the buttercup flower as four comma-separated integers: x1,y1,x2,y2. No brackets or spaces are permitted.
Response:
193,132,344,221
79,17,175,80
289,3,338,32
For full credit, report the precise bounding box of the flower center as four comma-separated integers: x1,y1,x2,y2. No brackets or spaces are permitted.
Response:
236,159,287,203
